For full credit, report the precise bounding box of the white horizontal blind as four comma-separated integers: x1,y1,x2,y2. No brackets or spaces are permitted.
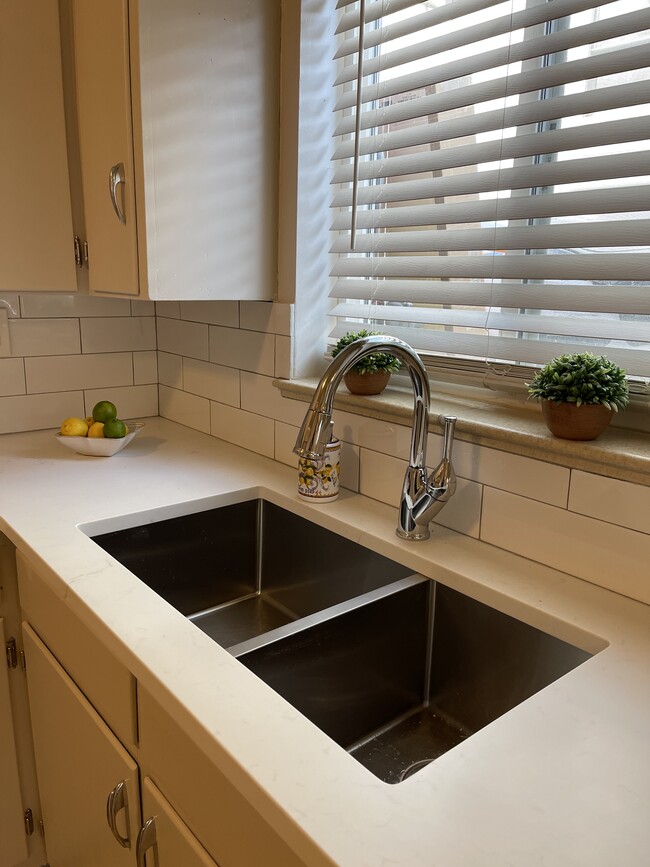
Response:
329,0,650,377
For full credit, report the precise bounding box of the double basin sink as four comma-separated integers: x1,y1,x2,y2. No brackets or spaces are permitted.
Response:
89,499,592,784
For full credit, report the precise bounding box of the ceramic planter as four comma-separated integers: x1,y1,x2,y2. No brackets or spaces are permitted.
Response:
343,370,391,396
541,400,614,441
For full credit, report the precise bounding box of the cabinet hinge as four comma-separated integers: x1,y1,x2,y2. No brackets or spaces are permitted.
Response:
74,235,83,268
83,240,89,264
6,636,17,669
24,808,34,836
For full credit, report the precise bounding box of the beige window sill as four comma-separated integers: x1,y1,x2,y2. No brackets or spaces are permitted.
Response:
276,378,650,487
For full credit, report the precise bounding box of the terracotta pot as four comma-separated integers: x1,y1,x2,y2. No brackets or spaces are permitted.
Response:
344,370,391,396
541,400,614,441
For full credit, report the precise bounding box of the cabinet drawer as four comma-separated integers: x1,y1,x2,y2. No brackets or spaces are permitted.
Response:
138,687,305,867
17,550,137,748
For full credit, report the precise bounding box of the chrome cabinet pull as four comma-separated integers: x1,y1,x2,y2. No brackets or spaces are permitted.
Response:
109,162,127,224
106,779,131,848
136,817,158,867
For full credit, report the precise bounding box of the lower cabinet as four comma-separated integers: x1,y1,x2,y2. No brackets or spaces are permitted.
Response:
22,623,141,866
22,624,219,867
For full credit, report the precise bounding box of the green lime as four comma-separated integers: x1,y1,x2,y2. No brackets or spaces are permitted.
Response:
103,418,127,439
92,400,117,423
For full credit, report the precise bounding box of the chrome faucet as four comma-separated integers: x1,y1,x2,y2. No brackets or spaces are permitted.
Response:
293,335,457,541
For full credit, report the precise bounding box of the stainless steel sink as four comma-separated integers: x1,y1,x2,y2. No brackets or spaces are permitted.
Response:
235,575,593,784
90,499,412,648
90,499,593,784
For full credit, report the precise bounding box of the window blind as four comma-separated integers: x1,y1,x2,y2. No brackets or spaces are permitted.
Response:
329,0,650,378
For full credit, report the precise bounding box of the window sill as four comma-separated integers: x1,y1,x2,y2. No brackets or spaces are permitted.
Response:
276,377,650,487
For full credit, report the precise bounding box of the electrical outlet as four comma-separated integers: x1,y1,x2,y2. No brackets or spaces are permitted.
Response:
0,308,10,357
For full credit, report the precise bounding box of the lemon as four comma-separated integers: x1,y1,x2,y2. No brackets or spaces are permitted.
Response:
85,416,94,428
87,421,105,438
60,417,89,437
92,400,117,423
103,418,127,439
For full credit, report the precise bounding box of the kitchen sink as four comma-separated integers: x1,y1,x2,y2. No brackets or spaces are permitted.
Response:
90,499,411,648
235,574,593,784
89,498,593,784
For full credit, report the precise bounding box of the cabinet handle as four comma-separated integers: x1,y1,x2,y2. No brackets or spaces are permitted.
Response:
136,817,158,867
109,162,127,224
106,779,131,848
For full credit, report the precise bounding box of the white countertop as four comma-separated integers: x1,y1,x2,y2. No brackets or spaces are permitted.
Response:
1,418,649,866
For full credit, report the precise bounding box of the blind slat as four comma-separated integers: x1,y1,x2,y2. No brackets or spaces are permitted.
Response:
331,219,650,254
330,279,650,315
331,253,650,281
331,301,650,342
331,185,650,231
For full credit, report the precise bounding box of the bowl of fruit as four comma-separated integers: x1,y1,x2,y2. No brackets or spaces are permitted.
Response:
57,401,144,457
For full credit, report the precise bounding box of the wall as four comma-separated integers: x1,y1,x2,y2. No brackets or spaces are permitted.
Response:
156,300,650,607
0,293,158,434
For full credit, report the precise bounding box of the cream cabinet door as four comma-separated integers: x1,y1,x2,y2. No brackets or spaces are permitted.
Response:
22,623,140,866
73,0,140,296
0,0,77,292
139,777,219,867
0,619,27,867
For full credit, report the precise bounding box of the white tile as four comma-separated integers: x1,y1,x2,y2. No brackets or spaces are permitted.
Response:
445,437,570,507
84,385,158,420
569,471,650,535
25,353,133,393
0,294,21,317
159,385,210,433
131,300,155,316
480,488,650,604
9,319,80,357
0,358,25,396
335,410,412,460
20,294,131,318
240,372,305,424
275,334,292,379
155,301,181,319
133,351,158,385
209,326,275,375
157,317,208,360
240,301,293,335
0,391,84,434
210,402,274,458
274,421,360,492
81,317,156,353
183,358,240,407
157,352,183,388
180,301,239,328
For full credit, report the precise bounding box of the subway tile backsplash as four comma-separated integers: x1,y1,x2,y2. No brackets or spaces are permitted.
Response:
0,293,158,432
1,293,648,605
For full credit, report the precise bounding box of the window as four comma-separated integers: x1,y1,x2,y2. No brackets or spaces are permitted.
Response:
329,0,650,380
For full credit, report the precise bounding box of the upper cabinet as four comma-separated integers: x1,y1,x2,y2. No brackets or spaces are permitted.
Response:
73,0,280,301
0,0,79,293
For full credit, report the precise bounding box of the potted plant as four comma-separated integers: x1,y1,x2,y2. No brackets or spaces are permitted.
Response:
331,330,403,395
527,352,629,440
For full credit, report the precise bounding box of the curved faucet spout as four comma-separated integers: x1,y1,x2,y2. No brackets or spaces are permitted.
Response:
293,336,457,541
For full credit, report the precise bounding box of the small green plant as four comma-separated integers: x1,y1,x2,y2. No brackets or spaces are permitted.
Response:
331,330,402,375
527,352,629,411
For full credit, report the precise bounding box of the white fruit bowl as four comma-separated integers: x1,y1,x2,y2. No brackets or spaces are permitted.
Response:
56,423,145,457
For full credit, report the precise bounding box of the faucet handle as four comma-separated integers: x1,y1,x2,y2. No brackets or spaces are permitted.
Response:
441,416,457,463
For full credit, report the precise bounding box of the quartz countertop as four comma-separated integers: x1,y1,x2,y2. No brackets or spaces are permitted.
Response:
1,418,648,866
